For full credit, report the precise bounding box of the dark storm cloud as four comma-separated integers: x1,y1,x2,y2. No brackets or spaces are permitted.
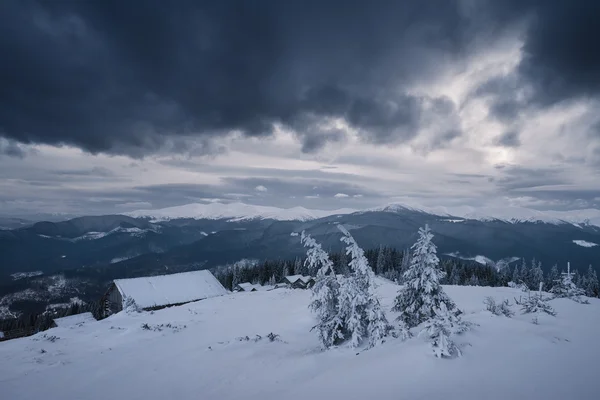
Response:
496,131,521,148
0,0,478,156
473,1,600,115
2,1,598,157
0,140,27,159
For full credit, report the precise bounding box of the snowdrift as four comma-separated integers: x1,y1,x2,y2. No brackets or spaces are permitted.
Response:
1,280,599,400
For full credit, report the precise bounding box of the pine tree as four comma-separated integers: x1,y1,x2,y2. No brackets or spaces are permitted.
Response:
376,245,385,275
531,261,544,290
301,231,344,348
338,249,350,276
338,225,391,348
546,264,559,292
522,258,532,288
550,262,586,301
468,274,480,286
585,265,599,298
448,264,460,285
392,225,459,328
521,283,556,318
399,249,411,283
512,263,521,285
419,303,463,358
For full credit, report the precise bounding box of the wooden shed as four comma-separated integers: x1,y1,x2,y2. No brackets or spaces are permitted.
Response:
101,270,227,318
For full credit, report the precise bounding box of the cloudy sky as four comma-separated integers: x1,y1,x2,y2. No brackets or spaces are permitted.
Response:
1,0,600,217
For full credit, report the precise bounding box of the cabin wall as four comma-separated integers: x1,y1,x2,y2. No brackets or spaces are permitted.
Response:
103,284,123,317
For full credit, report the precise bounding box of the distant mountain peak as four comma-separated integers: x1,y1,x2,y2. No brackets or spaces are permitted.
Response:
369,202,600,227
125,202,357,222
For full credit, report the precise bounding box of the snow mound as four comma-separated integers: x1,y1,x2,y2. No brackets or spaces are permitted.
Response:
52,312,95,328
573,240,598,248
1,280,599,400
126,202,356,222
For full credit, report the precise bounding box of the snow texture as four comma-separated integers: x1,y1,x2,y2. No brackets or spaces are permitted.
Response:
1,281,600,400
126,201,356,222
10,271,43,280
573,240,598,248
52,312,96,328
373,203,600,227
114,270,228,309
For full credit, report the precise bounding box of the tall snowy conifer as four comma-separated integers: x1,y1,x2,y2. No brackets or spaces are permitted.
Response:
393,225,459,328
338,225,391,348
585,265,599,298
531,261,544,289
546,264,559,291
301,231,344,348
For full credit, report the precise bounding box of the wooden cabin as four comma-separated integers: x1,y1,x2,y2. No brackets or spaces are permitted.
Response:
234,282,258,292
283,275,315,289
101,270,227,318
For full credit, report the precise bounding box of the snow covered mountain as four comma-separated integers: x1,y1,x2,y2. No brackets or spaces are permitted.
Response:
372,203,600,227
126,202,357,222
1,280,599,400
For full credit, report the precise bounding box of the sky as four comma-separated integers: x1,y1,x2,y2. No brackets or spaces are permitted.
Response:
1,0,600,217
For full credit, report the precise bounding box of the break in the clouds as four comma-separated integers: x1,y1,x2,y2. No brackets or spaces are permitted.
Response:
0,0,599,216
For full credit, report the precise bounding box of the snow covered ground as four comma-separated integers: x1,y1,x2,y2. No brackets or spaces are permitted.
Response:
126,201,356,222
1,280,599,400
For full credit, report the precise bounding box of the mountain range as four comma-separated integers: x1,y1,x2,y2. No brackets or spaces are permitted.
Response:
1,201,599,317
2,201,599,276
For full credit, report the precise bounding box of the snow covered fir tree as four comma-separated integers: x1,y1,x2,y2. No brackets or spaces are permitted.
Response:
300,231,344,348
337,225,391,348
299,226,391,349
550,262,587,302
391,225,470,357
392,225,460,328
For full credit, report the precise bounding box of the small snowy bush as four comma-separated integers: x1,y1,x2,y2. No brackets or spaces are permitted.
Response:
483,297,514,317
550,263,587,303
520,294,556,317
419,303,463,359
123,296,142,313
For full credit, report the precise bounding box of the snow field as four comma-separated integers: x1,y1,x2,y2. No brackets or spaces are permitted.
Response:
1,280,599,400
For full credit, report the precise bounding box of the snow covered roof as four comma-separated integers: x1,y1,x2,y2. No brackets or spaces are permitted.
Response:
284,275,314,284
52,312,96,328
237,282,258,291
284,275,304,283
113,270,227,309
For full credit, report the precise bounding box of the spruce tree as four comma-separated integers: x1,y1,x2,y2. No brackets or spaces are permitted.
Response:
392,225,459,328
376,245,386,275
585,265,599,298
512,264,521,285
550,262,586,301
338,225,391,348
301,231,344,348
546,264,559,292
468,274,480,286
531,261,544,290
